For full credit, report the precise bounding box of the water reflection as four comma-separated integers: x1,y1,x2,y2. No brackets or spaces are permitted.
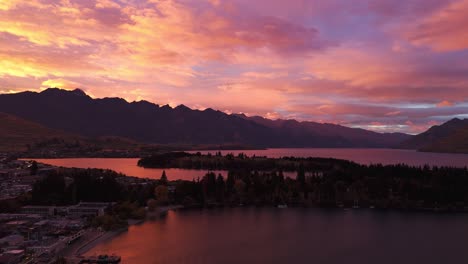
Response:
32,158,226,180
87,208,468,264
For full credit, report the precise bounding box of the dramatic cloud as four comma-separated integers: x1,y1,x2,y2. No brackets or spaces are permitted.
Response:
1,0,467,134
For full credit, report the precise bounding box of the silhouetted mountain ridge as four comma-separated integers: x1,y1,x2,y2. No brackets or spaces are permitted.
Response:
233,114,410,148
0,88,411,148
400,118,468,153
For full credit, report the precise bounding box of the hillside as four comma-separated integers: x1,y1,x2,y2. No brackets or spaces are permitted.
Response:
400,118,468,153
0,112,72,151
0,112,142,155
0,88,411,148
421,125,468,153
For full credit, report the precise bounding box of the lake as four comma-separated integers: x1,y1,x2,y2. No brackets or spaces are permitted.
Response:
32,148,468,180
31,158,225,181
86,208,468,264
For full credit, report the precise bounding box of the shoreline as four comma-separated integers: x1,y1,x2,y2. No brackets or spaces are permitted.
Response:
76,228,127,256
76,205,183,258
63,204,468,262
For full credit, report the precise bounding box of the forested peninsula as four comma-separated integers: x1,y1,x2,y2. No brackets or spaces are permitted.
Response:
138,152,468,211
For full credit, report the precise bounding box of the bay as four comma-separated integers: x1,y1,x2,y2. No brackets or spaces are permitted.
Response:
86,208,468,264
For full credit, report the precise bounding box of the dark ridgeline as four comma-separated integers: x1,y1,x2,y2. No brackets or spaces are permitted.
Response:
233,113,410,148
0,88,410,148
400,118,468,153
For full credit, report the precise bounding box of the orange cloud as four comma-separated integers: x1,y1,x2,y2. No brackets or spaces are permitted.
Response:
436,100,454,107
41,78,83,91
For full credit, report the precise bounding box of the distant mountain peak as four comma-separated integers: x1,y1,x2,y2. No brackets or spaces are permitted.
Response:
40,87,88,97
446,117,463,124
175,104,190,111
203,108,216,112
71,88,87,96
40,87,63,94
233,113,247,118
399,117,468,151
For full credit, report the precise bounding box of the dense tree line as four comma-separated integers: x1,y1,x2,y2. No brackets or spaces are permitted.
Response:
28,168,154,230
30,168,156,206
169,164,468,210
26,154,468,212
143,153,468,211
138,151,354,171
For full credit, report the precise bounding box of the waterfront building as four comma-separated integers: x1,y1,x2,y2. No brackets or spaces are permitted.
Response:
67,202,112,217
20,206,56,216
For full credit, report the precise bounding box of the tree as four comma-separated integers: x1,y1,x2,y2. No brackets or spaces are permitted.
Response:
226,171,235,194
202,172,216,200
297,164,306,189
154,185,169,205
32,173,66,205
215,174,226,202
160,170,168,185
234,179,246,202
147,199,157,211
30,161,38,175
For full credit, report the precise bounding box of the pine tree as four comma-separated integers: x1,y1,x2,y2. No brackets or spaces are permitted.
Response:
160,170,168,185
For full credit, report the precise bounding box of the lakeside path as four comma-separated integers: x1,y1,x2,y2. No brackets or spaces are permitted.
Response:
59,229,105,263
75,229,126,256
65,205,184,263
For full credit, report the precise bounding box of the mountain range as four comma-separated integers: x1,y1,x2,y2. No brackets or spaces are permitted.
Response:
400,118,468,153
0,88,412,149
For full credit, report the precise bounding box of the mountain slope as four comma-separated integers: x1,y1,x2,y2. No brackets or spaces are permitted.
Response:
0,88,410,148
0,111,142,154
400,118,468,153
234,114,410,148
0,112,72,151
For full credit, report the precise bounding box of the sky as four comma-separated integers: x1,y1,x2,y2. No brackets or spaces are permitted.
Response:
1,0,468,134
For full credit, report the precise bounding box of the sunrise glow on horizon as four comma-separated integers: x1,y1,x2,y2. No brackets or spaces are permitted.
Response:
1,0,468,134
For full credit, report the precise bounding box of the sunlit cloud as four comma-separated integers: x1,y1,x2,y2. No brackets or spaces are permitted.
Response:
41,78,84,91
436,100,454,107
0,0,467,133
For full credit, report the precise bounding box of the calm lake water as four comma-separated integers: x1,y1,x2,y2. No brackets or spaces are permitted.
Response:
87,208,468,264
36,149,468,263
33,149,468,180
32,158,225,181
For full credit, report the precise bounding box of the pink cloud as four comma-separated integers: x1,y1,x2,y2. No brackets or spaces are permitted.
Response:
403,0,468,51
